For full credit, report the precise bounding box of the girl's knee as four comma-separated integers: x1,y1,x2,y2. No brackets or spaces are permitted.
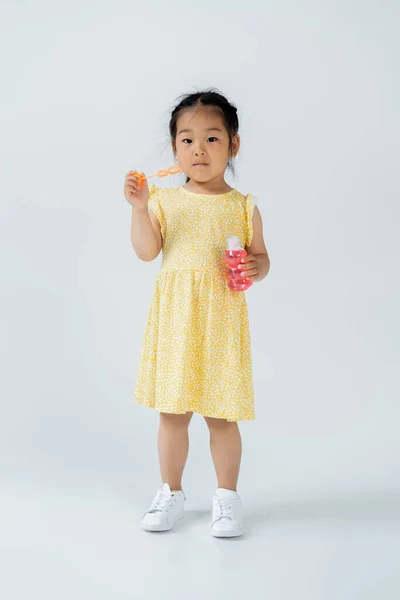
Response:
204,416,237,431
160,411,193,428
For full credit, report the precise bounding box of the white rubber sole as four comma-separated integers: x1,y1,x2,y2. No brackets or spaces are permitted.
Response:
141,513,184,532
210,526,244,538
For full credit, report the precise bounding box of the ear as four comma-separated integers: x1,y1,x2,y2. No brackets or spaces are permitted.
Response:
231,134,240,158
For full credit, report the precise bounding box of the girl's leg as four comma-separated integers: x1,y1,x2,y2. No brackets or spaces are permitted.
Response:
204,417,242,491
158,412,193,490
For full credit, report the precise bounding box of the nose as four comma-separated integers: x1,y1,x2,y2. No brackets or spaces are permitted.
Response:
194,142,206,156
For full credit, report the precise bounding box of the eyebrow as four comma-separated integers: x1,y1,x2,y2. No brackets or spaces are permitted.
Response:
177,127,223,135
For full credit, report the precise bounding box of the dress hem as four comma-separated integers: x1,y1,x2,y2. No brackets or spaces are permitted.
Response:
134,397,255,423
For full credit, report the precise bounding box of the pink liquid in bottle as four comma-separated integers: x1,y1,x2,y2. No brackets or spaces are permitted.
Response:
225,236,253,291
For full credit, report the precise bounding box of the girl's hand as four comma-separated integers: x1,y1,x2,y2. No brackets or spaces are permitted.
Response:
124,171,149,210
237,254,262,282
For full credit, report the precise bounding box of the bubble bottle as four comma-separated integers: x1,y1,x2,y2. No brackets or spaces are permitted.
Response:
225,236,253,291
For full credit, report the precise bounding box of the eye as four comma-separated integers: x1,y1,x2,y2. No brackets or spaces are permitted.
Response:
208,137,218,142
182,138,192,144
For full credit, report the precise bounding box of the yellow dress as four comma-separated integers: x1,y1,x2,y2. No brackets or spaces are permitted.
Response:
134,184,255,422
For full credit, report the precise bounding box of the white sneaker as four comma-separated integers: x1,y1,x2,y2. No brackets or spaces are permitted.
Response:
211,488,244,537
141,483,185,532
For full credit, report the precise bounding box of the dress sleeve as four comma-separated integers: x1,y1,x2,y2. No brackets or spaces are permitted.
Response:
245,193,255,247
148,184,165,241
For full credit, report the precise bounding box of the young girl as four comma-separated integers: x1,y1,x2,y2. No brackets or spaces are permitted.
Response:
124,90,270,537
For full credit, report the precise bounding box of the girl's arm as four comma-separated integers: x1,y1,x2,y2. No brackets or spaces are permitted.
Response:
241,206,270,282
130,205,162,262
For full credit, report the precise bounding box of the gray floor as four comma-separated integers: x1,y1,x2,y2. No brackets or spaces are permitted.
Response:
2,484,399,599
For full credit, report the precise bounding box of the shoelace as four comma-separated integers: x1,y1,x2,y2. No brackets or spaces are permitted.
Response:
149,491,176,513
213,497,235,523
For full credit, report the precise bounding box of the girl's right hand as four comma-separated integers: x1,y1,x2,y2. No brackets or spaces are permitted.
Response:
124,171,149,209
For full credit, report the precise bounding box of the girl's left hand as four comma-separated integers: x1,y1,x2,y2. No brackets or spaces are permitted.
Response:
237,254,261,282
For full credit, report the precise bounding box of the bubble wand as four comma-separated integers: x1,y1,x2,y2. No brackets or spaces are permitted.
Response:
129,165,182,188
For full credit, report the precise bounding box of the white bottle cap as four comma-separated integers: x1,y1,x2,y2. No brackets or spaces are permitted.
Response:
227,236,244,250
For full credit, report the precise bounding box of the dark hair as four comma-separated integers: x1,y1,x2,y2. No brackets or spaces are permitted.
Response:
169,89,239,183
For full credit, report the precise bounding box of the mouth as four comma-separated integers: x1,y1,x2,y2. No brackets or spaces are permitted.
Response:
193,163,209,167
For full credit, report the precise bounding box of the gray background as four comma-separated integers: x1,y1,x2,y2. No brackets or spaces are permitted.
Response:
1,0,399,598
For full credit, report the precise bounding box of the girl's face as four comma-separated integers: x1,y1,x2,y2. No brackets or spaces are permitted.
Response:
173,105,239,184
